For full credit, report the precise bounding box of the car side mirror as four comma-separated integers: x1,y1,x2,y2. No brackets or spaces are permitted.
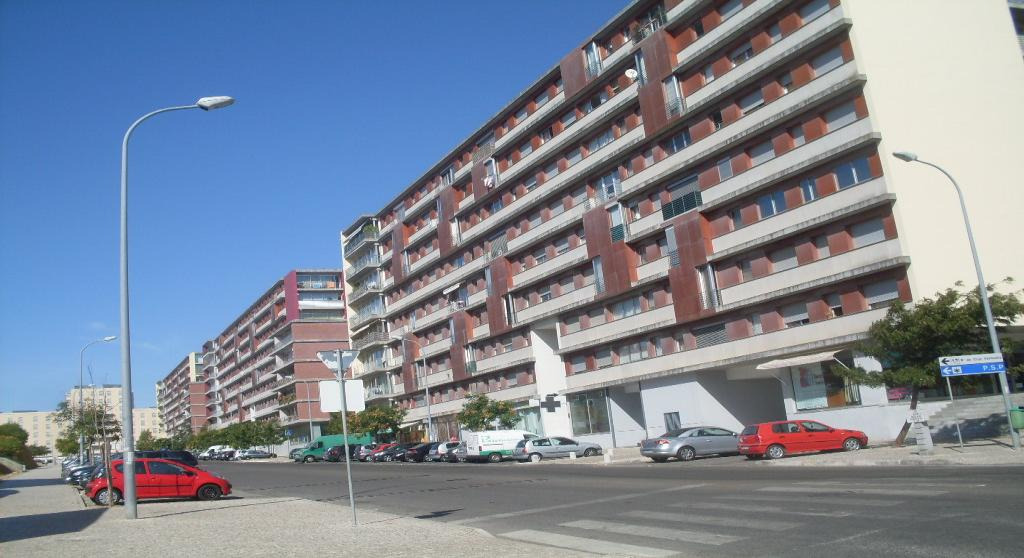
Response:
182,470,195,476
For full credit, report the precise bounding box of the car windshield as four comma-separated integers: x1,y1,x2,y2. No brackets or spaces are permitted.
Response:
740,425,759,436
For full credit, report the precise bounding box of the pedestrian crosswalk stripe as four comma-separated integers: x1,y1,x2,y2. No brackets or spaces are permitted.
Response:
716,494,902,507
499,529,678,557
796,480,976,489
678,501,853,517
562,519,745,546
758,486,946,497
622,509,800,531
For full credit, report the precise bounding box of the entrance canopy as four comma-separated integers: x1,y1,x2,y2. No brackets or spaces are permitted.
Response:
755,350,840,370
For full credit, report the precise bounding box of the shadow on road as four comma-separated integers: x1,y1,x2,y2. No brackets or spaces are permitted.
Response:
414,508,463,519
0,476,67,489
0,508,107,543
139,497,304,519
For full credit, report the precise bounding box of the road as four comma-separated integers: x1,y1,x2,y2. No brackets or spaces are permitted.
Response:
204,458,1023,557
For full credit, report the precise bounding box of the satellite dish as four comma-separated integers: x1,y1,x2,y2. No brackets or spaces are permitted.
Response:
625,68,639,80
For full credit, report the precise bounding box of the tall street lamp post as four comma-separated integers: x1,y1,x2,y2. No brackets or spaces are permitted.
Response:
120,96,234,519
892,151,1020,450
393,336,432,441
79,336,116,462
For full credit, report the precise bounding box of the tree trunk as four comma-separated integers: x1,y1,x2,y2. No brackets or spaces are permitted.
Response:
894,385,920,447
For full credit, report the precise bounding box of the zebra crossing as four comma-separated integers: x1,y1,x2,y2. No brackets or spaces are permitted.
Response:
496,479,954,557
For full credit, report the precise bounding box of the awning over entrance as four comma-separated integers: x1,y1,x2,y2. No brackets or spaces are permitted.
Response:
755,350,840,370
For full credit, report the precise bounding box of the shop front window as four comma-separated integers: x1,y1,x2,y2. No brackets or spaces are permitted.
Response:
790,361,860,410
570,390,610,435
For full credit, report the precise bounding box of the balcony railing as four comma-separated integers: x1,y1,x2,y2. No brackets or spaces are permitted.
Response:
352,330,392,351
349,281,382,302
700,288,722,311
610,224,626,242
632,12,666,43
345,228,380,254
585,58,603,79
297,280,339,289
349,256,381,278
364,385,393,399
466,361,478,375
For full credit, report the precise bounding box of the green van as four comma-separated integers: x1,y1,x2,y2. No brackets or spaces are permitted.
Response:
297,434,373,462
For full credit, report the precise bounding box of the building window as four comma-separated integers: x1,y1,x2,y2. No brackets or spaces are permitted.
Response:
791,125,805,148
595,348,613,368
570,355,587,373
799,0,831,23
570,390,610,435
749,141,775,166
565,315,581,334
589,130,615,153
692,324,728,348
800,178,817,202
835,157,872,189
664,412,682,432
566,148,583,166
864,279,900,309
768,23,782,43
781,302,810,328
769,246,798,272
633,52,648,86
703,64,715,85
561,110,577,130
535,90,550,109
728,208,743,230
555,237,570,255
720,0,743,20
826,293,844,317
612,297,641,319
811,47,844,76
851,219,886,247
588,306,606,327
730,42,754,66
519,141,533,157
665,129,691,154
825,101,858,130
740,259,753,281
779,72,793,95
758,190,787,218
618,341,645,364
790,361,861,410
739,89,764,115
711,110,724,130
717,157,733,180
751,314,763,335
814,235,830,258
544,161,560,180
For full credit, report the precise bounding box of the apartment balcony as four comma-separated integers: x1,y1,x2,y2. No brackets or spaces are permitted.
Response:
495,91,567,152
349,281,383,304
348,256,382,281
674,0,783,67
466,288,487,308
473,346,534,375
384,256,489,318
561,305,676,353
636,255,671,283
712,177,890,255
632,11,667,44
718,239,905,307
704,116,875,210
241,389,277,408
507,197,595,256
565,307,889,393
252,405,280,420
459,193,475,211
352,330,391,351
415,368,454,390
344,228,380,258
298,299,344,311
404,384,538,423
513,244,589,289
413,305,450,332
296,279,340,289
623,60,863,202
470,323,490,340
685,5,847,109
350,308,385,329
408,249,440,275
514,283,599,325
408,221,438,246
421,336,453,358
364,384,397,402
362,356,402,375
381,248,393,264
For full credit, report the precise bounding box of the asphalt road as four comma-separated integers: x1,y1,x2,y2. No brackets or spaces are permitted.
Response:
203,458,1024,557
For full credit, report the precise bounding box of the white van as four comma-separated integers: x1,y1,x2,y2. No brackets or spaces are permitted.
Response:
199,445,231,460
464,430,538,463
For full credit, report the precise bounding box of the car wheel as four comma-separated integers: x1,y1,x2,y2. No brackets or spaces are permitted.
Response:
765,444,786,460
95,488,122,506
843,437,862,452
303,455,315,463
582,448,596,457
197,484,223,501
487,453,502,463
529,453,542,463
677,446,696,462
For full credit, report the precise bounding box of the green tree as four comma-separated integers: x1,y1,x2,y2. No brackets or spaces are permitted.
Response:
0,436,35,469
27,444,50,456
55,433,79,456
257,420,286,447
51,401,121,450
834,281,1023,445
186,428,226,451
326,406,405,441
136,430,158,451
0,423,29,444
456,394,519,431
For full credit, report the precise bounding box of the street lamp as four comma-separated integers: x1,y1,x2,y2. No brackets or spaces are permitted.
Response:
120,97,233,519
392,335,433,441
892,151,1020,450
79,336,116,462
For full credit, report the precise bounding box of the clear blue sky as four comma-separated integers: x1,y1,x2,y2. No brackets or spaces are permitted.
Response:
0,0,625,412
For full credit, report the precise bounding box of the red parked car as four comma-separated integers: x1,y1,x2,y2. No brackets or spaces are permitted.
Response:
86,458,232,505
738,420,868,460
366,443,397,462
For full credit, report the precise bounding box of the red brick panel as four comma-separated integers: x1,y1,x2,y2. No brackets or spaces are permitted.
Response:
667,213,713,323
450,311,469,382
560,49,588,99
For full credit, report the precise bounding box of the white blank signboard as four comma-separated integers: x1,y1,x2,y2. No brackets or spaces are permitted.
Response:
318,379,365,413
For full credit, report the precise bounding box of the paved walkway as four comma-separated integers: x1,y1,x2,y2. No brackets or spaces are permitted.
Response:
0,465,584,557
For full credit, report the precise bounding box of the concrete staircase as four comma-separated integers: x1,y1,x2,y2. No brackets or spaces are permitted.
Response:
926,393,1024,442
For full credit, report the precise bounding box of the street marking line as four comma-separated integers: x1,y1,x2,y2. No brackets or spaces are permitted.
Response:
758,486,946,497
676,502,853,517
622,509,800,531
499,529,677,557
795,481,983,489
562,519,745,546
452,483,706,524
714,494,902,507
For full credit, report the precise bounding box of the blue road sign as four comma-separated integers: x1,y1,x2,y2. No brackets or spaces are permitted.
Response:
940,362,1006,377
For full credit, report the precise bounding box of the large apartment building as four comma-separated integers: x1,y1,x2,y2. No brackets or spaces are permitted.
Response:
157,270,349,443
341,0,1024,446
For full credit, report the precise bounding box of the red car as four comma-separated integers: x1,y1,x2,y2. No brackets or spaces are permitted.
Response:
366,443,397,462
738,420,868,460
86,458,232,505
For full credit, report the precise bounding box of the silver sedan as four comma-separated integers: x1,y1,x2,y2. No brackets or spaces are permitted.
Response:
639,426,739,462
514,436,602,462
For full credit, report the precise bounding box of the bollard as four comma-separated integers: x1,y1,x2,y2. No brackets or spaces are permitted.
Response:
569,451,577,460
603,453,612,465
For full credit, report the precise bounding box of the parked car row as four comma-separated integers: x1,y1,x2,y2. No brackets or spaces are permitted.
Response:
639,420,868,463
62,453,235,506
197,447,277,461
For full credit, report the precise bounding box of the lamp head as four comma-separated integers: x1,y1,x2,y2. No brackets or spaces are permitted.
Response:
892,151,918,162
102,336,117,342
196,96,235,111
